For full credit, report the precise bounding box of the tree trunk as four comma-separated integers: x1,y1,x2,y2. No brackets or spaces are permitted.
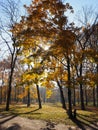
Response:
57,80,66,109
6,49,17,111
68,88,73,118
67,56,73,118
80,83,85,110
85,87,88,106
36,84,42,109
79,63,85,110
23,86,26,104
96,64,98,107
73,87,76,106
6,70,13,111
27,87,30,107
93,87,96,106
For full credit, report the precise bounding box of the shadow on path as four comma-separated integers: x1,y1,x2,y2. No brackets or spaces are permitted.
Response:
0,108,40,125
70,116,98,130
0,115,17,124
77,114,98,128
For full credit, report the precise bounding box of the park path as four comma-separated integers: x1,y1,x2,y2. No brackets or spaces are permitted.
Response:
0,114,97,130
0,114,70,130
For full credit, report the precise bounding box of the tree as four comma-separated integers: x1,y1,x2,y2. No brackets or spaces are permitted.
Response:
19,48,44,108
86,23,98,106
0,0,21,111
44,60,67,109
11,0,75,118
74,6,98,110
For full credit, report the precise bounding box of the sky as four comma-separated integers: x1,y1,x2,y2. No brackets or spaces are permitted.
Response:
20,0,98,12
0,0,98,22
21,0,98,11
21,0,98,24
0,0,98,14
66,0,98,11
65,0,98,22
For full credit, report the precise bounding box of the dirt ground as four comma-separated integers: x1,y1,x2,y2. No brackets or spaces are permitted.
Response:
0,114,97,130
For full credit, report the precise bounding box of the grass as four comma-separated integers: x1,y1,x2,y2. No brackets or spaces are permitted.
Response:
0,103,98,126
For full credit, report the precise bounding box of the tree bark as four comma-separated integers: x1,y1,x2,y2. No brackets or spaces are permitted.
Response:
6,68,14,111
57,80,66,109
80,83,85,110
93,87,96,106
27,87,30,107
79,63,85,110
73,87,76,106
96,64,98,107
67,56,73,118
36,84,42,109
85,87,88,106
6,47,17,111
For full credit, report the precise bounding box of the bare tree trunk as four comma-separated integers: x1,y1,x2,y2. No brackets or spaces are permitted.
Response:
93,87,96,106
80,83,85,110
6,69,14,110
85,87,88,106
57,80,66,109
96,64,98,107
6,48,17,111
36,85,42,109
79,64,85,110
27,87,30,107
73,87,76,106
67,56,73,118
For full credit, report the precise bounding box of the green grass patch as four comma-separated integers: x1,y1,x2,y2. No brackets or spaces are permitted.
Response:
0,104,98,126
